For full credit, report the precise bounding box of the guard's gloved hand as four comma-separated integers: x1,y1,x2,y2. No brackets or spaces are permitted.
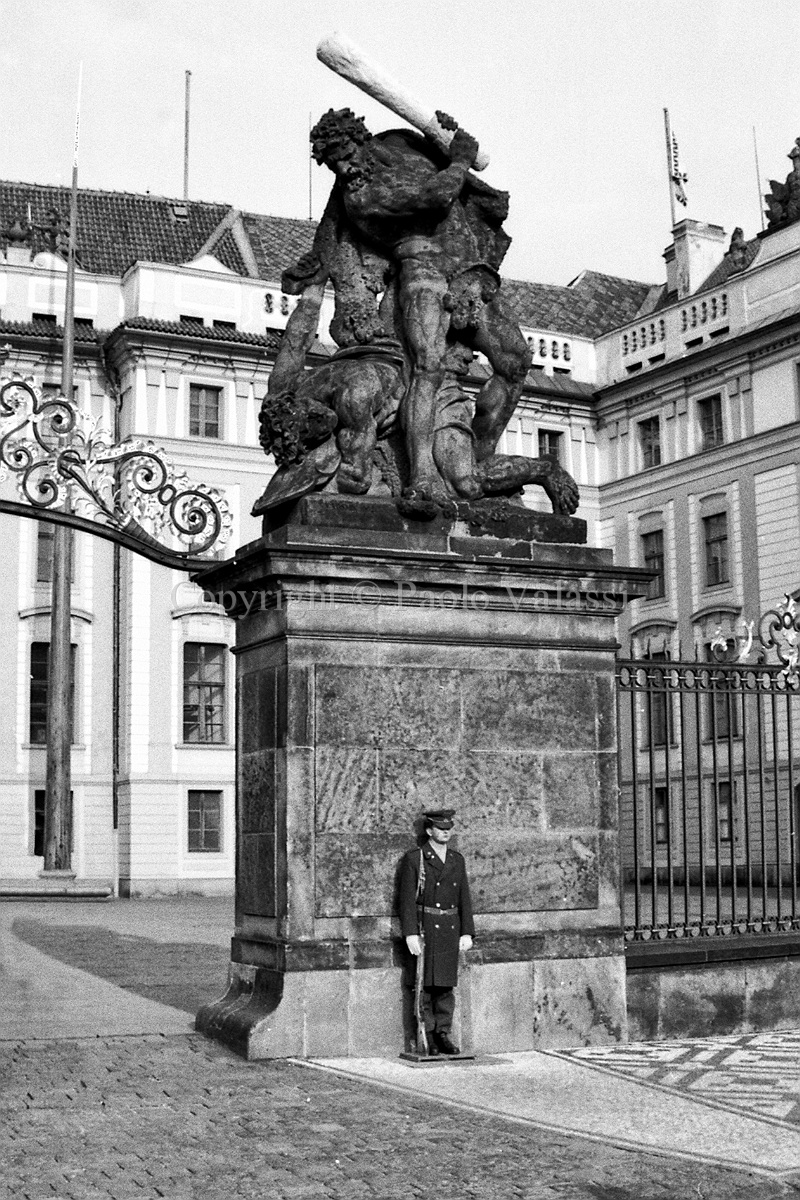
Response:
459,935,473,953
405,935,422,956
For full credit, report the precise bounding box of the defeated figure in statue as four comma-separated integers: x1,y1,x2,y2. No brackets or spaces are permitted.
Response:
254,338,579,518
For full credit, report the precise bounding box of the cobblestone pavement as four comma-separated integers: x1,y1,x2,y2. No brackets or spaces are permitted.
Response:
2,1033,799,1200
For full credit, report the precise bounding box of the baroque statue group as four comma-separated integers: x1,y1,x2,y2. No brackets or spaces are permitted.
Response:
255,106,580,521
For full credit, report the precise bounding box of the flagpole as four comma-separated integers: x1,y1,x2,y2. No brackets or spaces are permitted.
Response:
753,125,765,232
184,70,191,201
44,62,81,875
664,108,677,230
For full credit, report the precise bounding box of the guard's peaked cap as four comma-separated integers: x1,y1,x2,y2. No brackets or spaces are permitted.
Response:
423,808,455,829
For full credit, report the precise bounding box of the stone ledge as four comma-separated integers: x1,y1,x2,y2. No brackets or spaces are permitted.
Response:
627,932,800,970
231,927,625,974
264,493,587,545
0,883,112,900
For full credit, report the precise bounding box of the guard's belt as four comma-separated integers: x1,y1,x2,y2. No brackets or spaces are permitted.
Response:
423,906,458,916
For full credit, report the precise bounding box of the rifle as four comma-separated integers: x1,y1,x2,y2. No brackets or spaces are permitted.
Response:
414,848,429,1056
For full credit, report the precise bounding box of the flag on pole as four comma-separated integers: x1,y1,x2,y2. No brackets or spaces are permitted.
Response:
663,109,688,229
73,63,83,169
671,130,688,207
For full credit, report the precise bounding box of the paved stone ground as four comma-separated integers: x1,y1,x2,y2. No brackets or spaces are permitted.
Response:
11,918,230,1014
2,1032,798,1200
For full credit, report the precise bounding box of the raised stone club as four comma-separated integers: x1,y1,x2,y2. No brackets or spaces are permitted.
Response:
316,31,490,171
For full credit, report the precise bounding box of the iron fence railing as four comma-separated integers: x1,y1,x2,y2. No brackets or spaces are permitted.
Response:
617,652,800,942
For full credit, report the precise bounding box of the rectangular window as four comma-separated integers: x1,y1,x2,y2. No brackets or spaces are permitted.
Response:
36,524,75,584
537,430,562,460
188,789,222,852
703,512,729,586
715,781,733,843
639,417,661,469
29,642,76,744
183,643,226,743
32,787,73,857
645,652,672,747
705,643,739,739
41,382,78,400
33,789,45,857
654,785,669,845
641,529,665,599
698,395,724,450
189,384,222,439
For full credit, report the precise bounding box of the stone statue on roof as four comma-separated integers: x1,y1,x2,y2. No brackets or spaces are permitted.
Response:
255,85,579,521
764,139,800,232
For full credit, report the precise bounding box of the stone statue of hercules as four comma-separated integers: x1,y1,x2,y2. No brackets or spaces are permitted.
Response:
309,107,533,508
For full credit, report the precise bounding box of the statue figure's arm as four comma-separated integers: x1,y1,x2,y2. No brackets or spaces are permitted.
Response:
268,194,341,397
355,128,480,219
267,280,326,398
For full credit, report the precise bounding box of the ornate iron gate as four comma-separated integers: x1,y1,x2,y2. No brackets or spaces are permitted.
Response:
617,599,800,942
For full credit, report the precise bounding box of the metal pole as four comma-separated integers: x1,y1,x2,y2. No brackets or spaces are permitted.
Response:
44,68,80,873
753,126,765,233
664,108,677,230
308,111,313,221
184,70,191,201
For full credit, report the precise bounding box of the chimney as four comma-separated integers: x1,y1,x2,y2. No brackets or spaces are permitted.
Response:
6,244,32,265
663,219,726,299
5,215,32,265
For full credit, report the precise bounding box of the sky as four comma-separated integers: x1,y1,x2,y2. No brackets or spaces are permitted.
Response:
0,0,798,288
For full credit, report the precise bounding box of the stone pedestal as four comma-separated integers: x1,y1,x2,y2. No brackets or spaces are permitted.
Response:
195,497,647,1059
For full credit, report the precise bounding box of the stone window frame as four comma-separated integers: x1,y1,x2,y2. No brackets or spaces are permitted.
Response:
28,640,78,746
710,779,735,846
35,523,75,585
653,784,670,845
702,509,730,588
638,415,662,470
537,428,563,461
182,641,228,745
697,392,725,452
188,381,223,440
187,788,223,854
641,528,666,601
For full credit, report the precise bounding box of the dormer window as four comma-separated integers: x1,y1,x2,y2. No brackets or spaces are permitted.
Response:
171,203,189,224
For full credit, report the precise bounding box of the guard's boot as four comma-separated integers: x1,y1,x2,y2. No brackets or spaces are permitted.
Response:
435,1031,460,1055
420,1032,439,1056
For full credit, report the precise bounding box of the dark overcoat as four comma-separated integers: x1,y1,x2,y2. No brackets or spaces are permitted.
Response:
398,843,475,988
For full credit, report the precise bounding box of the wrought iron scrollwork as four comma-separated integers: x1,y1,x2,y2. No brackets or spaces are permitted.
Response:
0,376,232,565
710,595,800,680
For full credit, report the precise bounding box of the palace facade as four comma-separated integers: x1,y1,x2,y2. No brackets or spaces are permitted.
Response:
1,139,798,896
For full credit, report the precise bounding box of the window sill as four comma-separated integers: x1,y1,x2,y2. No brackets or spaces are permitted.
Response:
22,743,86,751
703,582,732,594
176,742,234,751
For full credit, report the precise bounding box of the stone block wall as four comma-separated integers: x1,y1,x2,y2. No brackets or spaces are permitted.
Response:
196,514,648,1058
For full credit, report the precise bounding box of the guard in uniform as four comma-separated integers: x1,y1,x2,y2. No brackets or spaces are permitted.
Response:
399,808,475,1055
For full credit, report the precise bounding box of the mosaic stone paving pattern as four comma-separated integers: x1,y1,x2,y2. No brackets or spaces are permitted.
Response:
548,1030,800,1127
